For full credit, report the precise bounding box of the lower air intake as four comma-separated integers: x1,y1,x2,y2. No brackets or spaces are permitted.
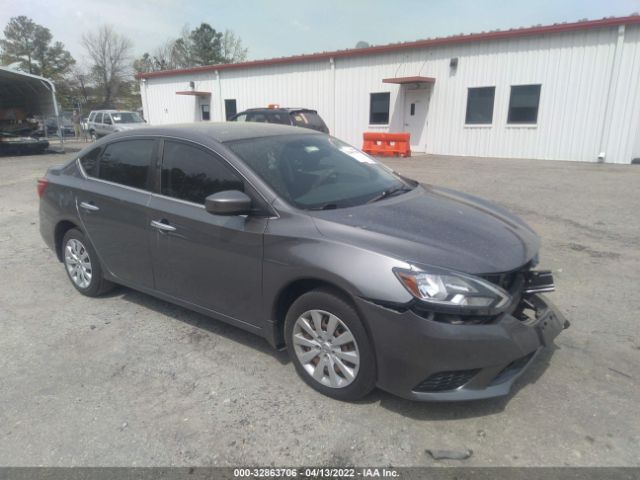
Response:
413,369,480,393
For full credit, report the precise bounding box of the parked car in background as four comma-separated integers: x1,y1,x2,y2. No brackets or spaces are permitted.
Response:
38,122,567,402
87,110,146,139
43,117,75,137
230,106,329,133
0,132,49,155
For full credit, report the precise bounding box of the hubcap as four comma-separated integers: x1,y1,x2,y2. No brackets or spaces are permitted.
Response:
292,309,360,389
64,238,92,289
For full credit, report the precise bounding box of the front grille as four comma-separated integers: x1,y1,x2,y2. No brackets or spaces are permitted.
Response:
413,369,480,393
484,271,518,291
490,351,536,385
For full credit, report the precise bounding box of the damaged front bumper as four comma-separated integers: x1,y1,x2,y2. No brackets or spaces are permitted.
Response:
355,292,569,401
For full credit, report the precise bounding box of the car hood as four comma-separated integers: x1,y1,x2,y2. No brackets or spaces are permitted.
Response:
309,184,540,275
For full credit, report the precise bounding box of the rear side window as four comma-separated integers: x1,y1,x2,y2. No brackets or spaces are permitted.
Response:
98,139,155,190
79,147,101,177
161,141,243,204
95,113,103,123
291,111,327,131
233,113,247,122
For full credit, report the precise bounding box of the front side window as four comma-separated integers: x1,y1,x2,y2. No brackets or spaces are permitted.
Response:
79,147,101,177
104,114,112,125
226,134,414,210
507,84,541,124
98,139,155,189
465,87,495,124
161,141,243,204
369,92,390,125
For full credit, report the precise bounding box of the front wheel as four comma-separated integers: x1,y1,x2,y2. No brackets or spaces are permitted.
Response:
285,289,377,401
62,228,113,297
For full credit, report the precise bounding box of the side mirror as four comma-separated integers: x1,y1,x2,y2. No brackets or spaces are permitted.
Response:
204,190,252,216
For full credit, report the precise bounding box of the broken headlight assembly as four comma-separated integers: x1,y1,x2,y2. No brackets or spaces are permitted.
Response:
394,266,511,314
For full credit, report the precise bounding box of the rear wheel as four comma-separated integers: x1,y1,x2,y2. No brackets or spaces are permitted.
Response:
285,289,376,401
62,229,113,297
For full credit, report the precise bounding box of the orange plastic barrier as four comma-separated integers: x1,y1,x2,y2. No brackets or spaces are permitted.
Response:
362,132,411,157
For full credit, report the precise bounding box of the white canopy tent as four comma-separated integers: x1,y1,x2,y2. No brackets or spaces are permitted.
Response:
0,66,63,149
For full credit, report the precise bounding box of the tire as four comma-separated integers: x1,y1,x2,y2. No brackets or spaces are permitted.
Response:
285,288,377,401
62,228,113,297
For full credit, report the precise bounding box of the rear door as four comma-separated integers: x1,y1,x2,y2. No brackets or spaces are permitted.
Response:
77,138,157,288
148,139,267,326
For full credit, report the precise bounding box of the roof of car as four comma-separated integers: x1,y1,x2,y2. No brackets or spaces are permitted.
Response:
242,108,317,113
114,121,320,143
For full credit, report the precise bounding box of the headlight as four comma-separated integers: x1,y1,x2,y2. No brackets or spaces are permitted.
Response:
394,266,510,311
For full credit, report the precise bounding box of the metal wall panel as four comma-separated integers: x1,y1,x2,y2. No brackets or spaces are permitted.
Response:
141,23,640,163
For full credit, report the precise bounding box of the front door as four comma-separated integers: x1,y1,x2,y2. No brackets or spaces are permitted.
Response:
403,88,429,152
148,139,266,327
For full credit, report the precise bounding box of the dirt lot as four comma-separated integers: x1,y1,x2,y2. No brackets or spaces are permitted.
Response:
1,147,639,467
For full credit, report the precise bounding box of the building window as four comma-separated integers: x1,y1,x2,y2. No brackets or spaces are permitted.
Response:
369,92,390,124
507,84,541,124
225,99,237,120
465,86,495,124
200,104,210,121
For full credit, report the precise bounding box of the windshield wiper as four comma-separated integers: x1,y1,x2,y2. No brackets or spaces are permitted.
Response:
366,184,413,204
308,203,338,211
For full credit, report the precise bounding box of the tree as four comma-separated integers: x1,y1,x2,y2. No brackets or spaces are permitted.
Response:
0,16,75,80
355,41,370,49
134,41,180,74
220,30,247,63
82,25,132,107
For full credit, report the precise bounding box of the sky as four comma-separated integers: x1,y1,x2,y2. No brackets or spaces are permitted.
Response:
2,0,640,66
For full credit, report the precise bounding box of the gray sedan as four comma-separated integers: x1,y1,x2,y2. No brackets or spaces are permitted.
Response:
38,123,568,401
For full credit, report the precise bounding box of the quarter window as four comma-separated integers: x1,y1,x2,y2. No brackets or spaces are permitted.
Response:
507,84,541,124
98,139,155,190
79,147,101,177
161,141,243,205
369,92,390,125
465,87,495,124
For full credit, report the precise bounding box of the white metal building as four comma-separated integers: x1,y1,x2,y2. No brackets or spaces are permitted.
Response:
138,16,640,164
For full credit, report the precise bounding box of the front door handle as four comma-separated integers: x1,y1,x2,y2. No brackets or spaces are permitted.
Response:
150,219,176,232
79,201,99,211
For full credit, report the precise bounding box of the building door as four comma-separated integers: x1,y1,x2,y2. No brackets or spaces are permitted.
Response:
403,88,429,152
200,104,210,121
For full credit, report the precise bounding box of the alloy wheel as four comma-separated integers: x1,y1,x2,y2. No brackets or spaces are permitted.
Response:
64,238,92,289
292,309,360,388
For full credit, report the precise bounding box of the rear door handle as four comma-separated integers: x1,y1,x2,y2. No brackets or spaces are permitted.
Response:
150,219,176,232
79,201,99,211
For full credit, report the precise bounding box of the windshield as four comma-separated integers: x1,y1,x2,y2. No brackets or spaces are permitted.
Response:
226,134,414,210
111,112,143,124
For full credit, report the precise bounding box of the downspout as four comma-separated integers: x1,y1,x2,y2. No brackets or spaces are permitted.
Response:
598,24,625,163
141,78,150,124
216,70,223,121
330,57,336,134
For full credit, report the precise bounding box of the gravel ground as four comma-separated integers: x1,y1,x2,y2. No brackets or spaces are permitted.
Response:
0,147,639,467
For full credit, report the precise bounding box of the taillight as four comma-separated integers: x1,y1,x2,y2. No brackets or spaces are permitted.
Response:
37,178,48,198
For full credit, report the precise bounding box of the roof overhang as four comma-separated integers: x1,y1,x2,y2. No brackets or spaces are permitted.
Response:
175,90,211,97
382,76,435,85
